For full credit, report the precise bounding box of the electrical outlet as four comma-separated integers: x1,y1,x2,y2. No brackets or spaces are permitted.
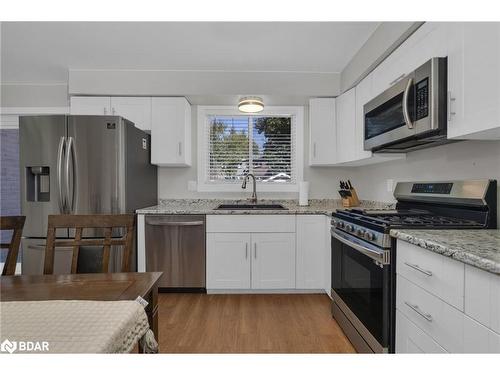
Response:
386,179,394,193
187,180,197,191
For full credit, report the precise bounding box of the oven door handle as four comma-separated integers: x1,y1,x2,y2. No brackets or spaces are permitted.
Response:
331,229,389,265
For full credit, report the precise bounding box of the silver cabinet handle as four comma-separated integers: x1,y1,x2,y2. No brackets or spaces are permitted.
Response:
103,107,108,115
145,220,204,226
57,136,66,213
404,262,433,276
254,243,257,259
389,73,406,86
447,91,456,121
402,77,414,129
178,142,182,156
112,107,116,115
404,302,433,322
245,243,248,259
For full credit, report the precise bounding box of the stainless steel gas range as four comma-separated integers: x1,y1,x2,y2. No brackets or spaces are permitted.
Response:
330,179,497,353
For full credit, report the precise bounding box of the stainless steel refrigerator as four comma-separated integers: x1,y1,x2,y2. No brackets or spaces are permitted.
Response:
19,115,157,274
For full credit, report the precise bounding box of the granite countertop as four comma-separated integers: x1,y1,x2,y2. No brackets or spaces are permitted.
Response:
136,199,395,216
391,229,500,275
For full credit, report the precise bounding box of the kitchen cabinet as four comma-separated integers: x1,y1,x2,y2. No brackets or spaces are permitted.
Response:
371,22,448,98
151,97,192,167
206,215,296,291
309,98,337,166
70,96,111,115
447,22,500,140
335,88,357,163
206,233,251,289
296,215,326,289
251,233,295,289
395,239,500,353
70,96,152,132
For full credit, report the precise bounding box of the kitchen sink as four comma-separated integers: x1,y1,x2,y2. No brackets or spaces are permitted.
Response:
215,203,288,210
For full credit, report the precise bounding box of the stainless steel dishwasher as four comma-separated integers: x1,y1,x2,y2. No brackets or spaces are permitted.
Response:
145,215,206,291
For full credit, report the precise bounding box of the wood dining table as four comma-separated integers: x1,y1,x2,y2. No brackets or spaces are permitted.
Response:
0,272,162,341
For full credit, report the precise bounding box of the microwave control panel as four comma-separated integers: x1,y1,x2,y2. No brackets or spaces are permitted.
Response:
415,78,429,120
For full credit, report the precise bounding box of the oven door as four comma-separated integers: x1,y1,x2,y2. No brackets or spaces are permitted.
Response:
331,228,391,352
364,74,416,151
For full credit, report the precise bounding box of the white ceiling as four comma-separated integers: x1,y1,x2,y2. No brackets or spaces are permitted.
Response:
1,22,379,83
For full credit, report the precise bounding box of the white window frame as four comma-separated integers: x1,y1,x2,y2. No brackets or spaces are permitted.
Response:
197,105,304,192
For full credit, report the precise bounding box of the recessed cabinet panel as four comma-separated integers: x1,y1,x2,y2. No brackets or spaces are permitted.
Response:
151,97,192,166
206,233,251,289
309,98,337,166
251,233,296,289
296,215,326,289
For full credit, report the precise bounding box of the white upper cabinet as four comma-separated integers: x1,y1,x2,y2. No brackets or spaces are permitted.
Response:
110,97,152,132
309,98,337,166
70,96,152,132
354,74,374,161
371,23,448,98
447,22,500,140
335,88,357,163
70,96,111,115
151,97,192,167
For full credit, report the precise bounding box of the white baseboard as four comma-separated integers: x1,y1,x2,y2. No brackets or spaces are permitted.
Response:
206,289,327,294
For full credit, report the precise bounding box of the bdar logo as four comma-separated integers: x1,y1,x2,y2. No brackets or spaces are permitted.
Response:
1,339,17,353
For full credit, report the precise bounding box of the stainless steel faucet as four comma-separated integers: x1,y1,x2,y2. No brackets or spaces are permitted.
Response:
242,173,257,203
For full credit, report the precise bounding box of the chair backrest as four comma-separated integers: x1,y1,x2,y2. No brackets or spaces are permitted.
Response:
1,216,26,276
43,214,135,275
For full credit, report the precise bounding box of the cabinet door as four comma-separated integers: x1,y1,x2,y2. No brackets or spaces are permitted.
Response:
70,96,110,115
251,233,295,289
151,97,192,166
447,22,500,139
309,98,337,166
206,233,251,289
110,97,152,132
354,75,373,161
296,215,325,289
336,88,357,163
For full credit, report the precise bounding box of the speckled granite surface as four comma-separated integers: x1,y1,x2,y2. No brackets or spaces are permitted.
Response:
136,199,395,216
391,229,500,275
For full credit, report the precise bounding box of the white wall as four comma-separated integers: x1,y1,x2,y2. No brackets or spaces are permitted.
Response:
158,105,356,200
0,83,68,107
353,140,500,223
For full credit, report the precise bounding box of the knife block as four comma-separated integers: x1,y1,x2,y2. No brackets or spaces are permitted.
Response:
342,188,361,208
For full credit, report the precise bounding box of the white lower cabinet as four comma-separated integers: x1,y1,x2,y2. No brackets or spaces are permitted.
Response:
396,310,447,353
206,233,251,289
396,240,500,353
251,233,295,289
296,215,326,289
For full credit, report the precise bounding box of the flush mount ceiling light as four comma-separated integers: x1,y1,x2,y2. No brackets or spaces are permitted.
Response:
238,96,264,113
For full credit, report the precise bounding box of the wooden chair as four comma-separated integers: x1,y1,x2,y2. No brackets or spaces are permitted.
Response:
1,216,26,276
43,214,135,275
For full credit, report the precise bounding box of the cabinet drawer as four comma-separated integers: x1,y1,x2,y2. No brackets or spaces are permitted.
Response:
206,215,295,233
397,240,464,310
397,275,464,352
465,265,500,334
463,314,500,353
396,310,447,353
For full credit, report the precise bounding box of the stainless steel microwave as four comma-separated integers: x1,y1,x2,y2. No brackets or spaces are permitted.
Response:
363,57,450,153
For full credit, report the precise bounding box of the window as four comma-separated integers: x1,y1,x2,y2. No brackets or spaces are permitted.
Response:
198,106,304,192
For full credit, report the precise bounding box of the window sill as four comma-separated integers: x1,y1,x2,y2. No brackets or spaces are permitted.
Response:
197,183,299,193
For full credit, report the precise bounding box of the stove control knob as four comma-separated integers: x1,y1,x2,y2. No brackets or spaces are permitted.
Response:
357,228,366,237
337,221,344,229
364,232,375,241
345,224,354,232
331,219,337,227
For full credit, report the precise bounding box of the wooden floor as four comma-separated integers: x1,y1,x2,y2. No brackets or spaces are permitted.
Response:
157,293,356,353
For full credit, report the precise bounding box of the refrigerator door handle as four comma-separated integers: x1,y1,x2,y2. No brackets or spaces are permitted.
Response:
65,137,78,214
57,136,67,213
